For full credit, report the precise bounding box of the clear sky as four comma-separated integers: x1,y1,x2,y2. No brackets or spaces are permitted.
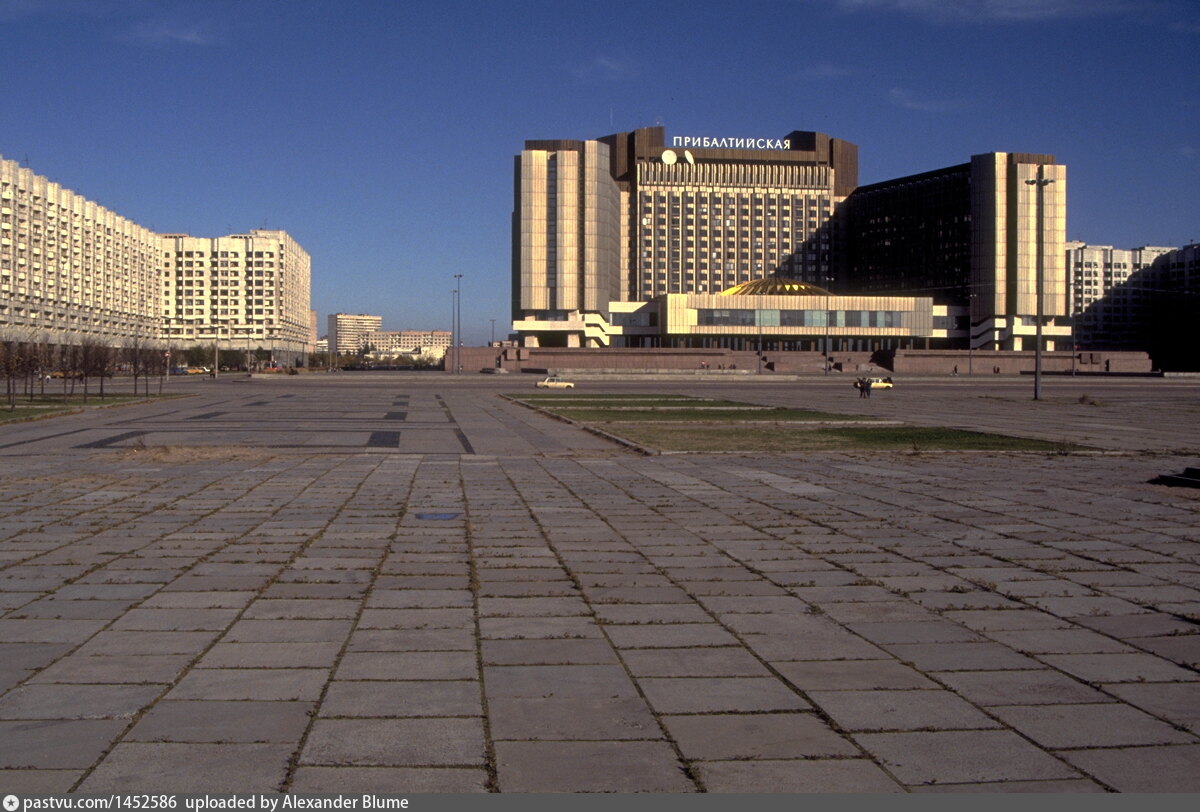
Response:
1,0,1196,344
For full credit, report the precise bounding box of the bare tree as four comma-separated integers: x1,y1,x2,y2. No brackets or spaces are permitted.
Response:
0,331,18,411
34,334,54,398
125,338,139,397
79,337,116,401
53,340,81,400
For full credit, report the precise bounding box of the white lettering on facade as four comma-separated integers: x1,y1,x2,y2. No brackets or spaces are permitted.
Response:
671,136,790,150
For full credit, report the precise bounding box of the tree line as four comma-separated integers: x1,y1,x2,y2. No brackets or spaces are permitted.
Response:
0,332,173,411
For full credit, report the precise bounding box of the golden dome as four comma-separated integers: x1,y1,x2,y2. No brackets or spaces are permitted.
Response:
719,277,831,296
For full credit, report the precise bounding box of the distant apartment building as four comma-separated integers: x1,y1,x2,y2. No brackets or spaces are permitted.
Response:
846,153,1069,352
1065,242,1174,350
327,313,382,356
363,329,452,360
1069,242,1197,369
1,156,161,344
159,230,312,360
0,154,311,361
1146,243,1199,369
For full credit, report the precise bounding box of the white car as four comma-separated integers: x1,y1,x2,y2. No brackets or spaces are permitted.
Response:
535,376,575,389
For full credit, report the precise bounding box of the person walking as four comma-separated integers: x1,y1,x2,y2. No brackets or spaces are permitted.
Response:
863,378,873,398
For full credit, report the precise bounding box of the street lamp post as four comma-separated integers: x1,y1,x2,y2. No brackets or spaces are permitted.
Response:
967,292,975,377
823,292,831,375
453,273,463,374
450,287,457,374
1026,167,1055,401
490,319,496,345
757,311,763,375
211,320,220,380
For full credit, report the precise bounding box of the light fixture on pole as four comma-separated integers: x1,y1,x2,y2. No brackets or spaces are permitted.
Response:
1026,167,1054,401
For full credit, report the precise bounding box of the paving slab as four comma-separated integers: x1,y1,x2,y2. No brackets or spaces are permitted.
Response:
637,676,810,714
662,712,859,760
809,689,1002,732
289,766,490,793
493,740,695,792
126,700,314,742
695,759,904,793
854,729,1082,785
300,717,486,767
319,681,481,718
988,703,1195,748
78,742,294,792
0,719,127,768
1058,744,1200,792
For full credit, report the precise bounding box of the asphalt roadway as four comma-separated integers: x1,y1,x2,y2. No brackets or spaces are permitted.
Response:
0,372,1197,793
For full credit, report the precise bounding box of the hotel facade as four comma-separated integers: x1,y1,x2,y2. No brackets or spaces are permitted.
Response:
846,152,1069,352
511,127,1068,354
1,154,312,362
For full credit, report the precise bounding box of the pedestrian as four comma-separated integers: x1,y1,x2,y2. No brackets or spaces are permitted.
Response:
952,365,958,376
863,378,873,398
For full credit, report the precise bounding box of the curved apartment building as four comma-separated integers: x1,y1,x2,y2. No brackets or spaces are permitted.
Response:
0,154,312,362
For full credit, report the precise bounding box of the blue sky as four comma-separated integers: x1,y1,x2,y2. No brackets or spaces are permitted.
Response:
1,0,1196,344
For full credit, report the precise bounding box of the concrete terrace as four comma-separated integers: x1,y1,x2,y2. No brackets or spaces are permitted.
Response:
0,373,1198,793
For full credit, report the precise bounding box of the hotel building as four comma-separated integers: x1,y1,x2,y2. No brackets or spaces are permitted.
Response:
1,154,311,361
513,125,979,353
513,126,871,349
845,153,1070,352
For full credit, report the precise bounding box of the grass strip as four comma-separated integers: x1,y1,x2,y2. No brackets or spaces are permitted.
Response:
604,424,1087,453
0,406,81,423
547,407,873,423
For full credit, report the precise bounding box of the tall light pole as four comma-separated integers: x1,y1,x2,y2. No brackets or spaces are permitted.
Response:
823,291,831,375
453,273,463,374
490,319,496,345
450,287,457,373
1026,167,1054,401
967,292,975,376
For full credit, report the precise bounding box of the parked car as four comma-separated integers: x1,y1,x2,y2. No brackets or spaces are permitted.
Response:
854,376,894,390
535,376,575,389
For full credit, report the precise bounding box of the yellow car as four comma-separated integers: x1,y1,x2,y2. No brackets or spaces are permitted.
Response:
535,376,575,389
854,376,894,390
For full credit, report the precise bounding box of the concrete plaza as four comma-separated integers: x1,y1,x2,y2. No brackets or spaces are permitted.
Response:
0,373,1198,793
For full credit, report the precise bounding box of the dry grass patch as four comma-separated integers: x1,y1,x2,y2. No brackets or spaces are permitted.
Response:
113,445,280,464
